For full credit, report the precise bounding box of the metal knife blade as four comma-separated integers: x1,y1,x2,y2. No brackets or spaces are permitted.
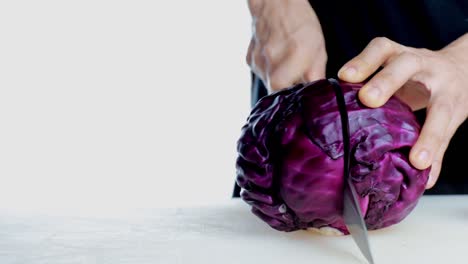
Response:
344,180,375,264
329,78,375,264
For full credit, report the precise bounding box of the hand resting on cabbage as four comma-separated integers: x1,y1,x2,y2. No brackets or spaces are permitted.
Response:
246,0,468,189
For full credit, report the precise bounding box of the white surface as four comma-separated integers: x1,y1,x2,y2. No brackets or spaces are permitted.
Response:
1,195,467,264
0,1,251,210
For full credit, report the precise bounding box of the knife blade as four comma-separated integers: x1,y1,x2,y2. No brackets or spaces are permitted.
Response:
329,78,375,264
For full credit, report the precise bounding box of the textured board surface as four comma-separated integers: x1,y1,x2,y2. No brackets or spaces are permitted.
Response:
1,195,467,264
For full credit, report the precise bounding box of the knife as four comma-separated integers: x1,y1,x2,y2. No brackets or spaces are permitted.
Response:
329,78,375,264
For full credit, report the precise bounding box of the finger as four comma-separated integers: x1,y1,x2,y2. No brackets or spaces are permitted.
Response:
246,38,255,66
252,42,287,89
409,99,453,170
358,51,424,108
267,45,306,91
301,63,326,83
426,160,441,189
247,0,264,16
250,42,267,82
338,37,403,83
253,18,271,44
425,115,461,189
302,69,325,83
301,54,327,83
261,41,286,70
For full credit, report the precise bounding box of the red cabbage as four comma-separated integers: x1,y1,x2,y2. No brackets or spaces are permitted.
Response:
235,79,430,235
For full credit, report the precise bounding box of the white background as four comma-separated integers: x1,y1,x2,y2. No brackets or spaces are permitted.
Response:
0,1,252,213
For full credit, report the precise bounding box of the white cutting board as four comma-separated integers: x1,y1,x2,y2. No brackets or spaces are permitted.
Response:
1,195,467,264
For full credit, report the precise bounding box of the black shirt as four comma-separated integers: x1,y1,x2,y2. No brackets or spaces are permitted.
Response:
233,0,468,197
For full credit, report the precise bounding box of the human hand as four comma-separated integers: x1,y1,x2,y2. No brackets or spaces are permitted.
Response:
338,35,468,189
246,0,327,92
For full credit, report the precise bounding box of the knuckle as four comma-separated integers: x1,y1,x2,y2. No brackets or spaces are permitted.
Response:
248,0,263,15
246,53,251,66
262,43,275,62
432,100,454,117
252,51,266,73
303,70,316,82
254,20,266,40
287,39,300,54
246,42,254,66
269,80,282,91
268,72,288,91
269,83,282,91
418,48,434,57
401,51,424,71
268,72,281,88
371,37,393,50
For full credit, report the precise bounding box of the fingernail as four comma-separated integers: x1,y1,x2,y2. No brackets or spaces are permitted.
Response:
417,149,430,166
339,66,357,79
366,87,381,101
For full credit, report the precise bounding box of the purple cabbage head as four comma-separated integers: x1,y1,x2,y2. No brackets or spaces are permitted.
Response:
235,79,430,235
